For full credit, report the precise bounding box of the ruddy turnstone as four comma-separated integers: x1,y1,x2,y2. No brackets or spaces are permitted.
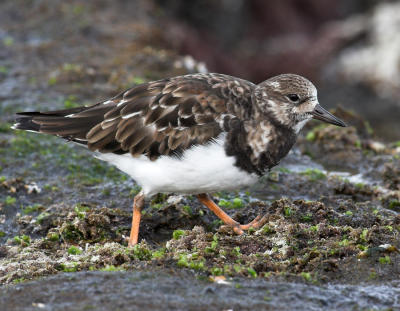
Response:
13,73,346,246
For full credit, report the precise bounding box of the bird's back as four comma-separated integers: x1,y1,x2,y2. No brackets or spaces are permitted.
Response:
13,73,256,160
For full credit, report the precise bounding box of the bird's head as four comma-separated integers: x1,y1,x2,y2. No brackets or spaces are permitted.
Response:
254,74,346,133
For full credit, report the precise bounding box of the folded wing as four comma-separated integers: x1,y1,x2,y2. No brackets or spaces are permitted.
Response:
14,73,255,160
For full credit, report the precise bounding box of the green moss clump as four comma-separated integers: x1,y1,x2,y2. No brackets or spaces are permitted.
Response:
22,204,43,214
211,267,223,276
151,248,166,259
68,246,82,255
47,233,60,242
205,234,219,253
182,205,192,216
13,235,31,246
36,212,50,224
3,36,14,46
232,246,241,257
172,229,185,240
0,122,12,133
261,225,275,235
48,76,57,85
388,200,400,210
309,225,319,232
301,272,312,282
100,265,125,272
177,253,205,271
360,229,368,243
4,196,16,205
74,204,89,219
284,207,292,217
379,256,391,265
130,244,152,261
0,66,8,74
150,203,163,210
305,124,328,142
301,213,313,222
12,278,26,284
247,268,257,278
306,131,316,142
63,95,80,109
60,262,79,272
61,224,84,242
218,198,244,209
355,183,365,189
300,169,326,181
278,167,291,173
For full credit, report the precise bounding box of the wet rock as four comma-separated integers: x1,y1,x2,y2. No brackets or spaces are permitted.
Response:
382,160,400,190
299,125,363,169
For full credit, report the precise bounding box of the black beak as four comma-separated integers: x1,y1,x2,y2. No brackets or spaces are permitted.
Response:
311,104,347,127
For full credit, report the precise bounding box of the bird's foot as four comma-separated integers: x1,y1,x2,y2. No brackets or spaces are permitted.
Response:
222,215,269,235
197,193,269,235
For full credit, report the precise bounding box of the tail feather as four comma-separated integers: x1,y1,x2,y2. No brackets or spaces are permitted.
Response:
12,104,107,144
12,114,41,132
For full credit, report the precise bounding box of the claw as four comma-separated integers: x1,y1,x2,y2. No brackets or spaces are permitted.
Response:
197,193,268,236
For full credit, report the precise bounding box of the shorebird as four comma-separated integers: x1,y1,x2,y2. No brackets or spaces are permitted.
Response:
13,73,346,246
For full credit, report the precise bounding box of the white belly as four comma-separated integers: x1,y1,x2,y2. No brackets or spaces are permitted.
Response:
96,136,258,196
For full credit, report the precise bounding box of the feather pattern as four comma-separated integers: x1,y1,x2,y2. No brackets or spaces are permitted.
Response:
15,73,255,160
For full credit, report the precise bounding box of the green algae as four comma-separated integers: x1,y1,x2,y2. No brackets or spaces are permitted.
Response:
299,168,326,181
68,246,83,255
172,229,185,240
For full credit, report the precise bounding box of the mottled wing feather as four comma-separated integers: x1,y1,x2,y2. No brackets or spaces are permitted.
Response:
85,73,255,160
16,73,255,160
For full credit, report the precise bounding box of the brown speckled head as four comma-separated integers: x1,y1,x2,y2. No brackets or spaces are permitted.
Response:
254,74,319,132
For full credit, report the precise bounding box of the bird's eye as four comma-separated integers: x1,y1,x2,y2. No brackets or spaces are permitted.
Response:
287,94,300,102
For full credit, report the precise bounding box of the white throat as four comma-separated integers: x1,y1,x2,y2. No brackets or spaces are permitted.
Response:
293,119,310,134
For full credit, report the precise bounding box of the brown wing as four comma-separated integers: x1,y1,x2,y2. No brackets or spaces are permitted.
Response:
15,73,255,160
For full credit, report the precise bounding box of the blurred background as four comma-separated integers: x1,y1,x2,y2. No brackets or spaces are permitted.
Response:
1,0,399,140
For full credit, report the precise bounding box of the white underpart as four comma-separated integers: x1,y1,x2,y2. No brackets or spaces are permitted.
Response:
96,134,258,196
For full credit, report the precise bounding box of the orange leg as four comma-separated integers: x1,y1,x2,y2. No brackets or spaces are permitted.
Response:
197,193,267,234
128,192,145,247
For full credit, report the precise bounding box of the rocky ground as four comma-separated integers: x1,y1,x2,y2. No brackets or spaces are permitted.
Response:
0,1,400,310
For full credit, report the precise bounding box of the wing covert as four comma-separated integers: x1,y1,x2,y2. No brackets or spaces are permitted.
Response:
84,73,255,160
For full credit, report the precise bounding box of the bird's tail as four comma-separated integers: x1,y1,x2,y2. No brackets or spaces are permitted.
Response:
12,104,108,144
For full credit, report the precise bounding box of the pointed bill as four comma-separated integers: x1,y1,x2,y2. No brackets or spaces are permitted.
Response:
311,104,347,127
